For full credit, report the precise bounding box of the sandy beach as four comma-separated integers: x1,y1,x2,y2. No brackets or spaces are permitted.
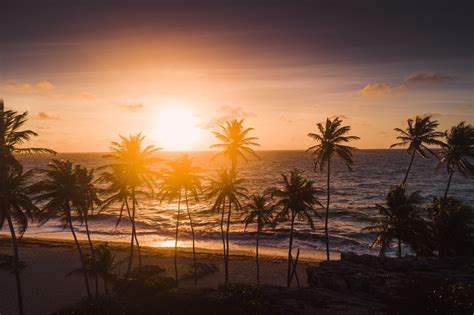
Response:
0,236,319,315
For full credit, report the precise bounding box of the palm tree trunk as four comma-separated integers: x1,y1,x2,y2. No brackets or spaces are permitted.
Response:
220,197,226,281
325,157,331,261
397,237,402,258
103,275,109,295
402,150,416,185
126,198,135,275
174,193,181,288
132,194,141,270
442,170,454,210
256,222,261,285
185,191,197,283
287,212,296,288
67,212,92,299
84,212,99,298
5,211,24,315
225,201,232,283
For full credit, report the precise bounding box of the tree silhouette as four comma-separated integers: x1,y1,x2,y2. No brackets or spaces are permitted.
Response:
436,122,474,203
243,194,275,285
307,117,359,260
208,168,248,283
158,154,202,287
0,100,54,315
211,119,259,171
102,133,160,274
391,115,444,185
270,169,321,287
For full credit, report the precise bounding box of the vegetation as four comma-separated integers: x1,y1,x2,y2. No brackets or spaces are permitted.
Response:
307,116,359,260
391,115,444,185
270,169,321,287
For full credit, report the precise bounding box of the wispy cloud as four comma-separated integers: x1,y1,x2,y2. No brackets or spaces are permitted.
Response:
79,91,96,101
35,112,62,120
114,102,144,112
405,73,454,84
358,83,407,96
203,105,256,129
3,80,54,94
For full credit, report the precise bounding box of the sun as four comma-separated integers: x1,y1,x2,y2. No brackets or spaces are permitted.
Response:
154,106,202,151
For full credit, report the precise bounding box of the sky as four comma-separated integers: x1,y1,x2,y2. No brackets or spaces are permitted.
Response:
1,0,473,152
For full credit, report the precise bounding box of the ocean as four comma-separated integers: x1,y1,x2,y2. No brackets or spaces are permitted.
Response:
8,150,474,259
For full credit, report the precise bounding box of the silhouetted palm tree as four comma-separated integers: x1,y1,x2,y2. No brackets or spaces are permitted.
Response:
211,119,259,171
391,115,444,185
208,168,248,283
158,154,202,287
243,194,275,285
0,100,55,315
31,160,92,298
363,185,424,257
307,117,359,260
92,243,117,294
270,170,321,287
436,122,474,202
75,166,101,297
428,196,474,256
102,133,160,274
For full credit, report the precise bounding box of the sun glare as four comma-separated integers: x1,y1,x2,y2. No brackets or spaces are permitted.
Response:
154,106,202,151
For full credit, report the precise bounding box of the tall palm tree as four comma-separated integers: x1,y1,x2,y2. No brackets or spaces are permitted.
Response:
75,166,101,297
158,154,202,287
0,169,39,315
307,117,359,260
391,115,444,185
270,169,321,287
243,194,275,285
102,133,160,274
211,119,259,171
92,243,117,294
31,160,92,298
208,168,248,283
0,100,55,315
363,185,424,257
436,122,474,202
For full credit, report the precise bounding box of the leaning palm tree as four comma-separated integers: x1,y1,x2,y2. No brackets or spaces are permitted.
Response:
307,117,359,260
31,160,92,298
243,194,275,285
102,133,160,274
270,170,321,287
391,115,444,185
0,169,39,315
436,122,474,202
158,155,202,287
363,185,424,258
0,100,55,315
75,165,101,297
211,119,259,171
208,168,248,283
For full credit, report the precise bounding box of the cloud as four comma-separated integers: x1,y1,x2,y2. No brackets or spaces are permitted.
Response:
358,83,407,96
329,114,349,120
405,73,453,84
203,105,256,129
114,102,144,112
3,80,54,93
419,112,443,118
35,112,62,120
79,91,96,101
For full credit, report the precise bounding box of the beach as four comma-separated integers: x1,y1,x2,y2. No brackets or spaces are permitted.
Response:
0,236,319,315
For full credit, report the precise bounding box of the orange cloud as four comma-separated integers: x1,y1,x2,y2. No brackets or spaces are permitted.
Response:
358,83,407,96
203,105,256,129
79,91,96,101
3,80,54,93
35,112,62,120
114,102,144,112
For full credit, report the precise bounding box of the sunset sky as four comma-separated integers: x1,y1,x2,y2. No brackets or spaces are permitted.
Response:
1,0,472,152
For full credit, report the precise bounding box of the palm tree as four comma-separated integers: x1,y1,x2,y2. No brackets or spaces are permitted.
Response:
208,168,248,283
391,115,444,185
307,117,359,260
31,160,92,298
436,122,474,202
270,169,321,287
0,100,55,315
211,119,259,171
243,194,275,285
92,243,117,294
0,169,39,315
363,185,424,257
158,155,202,287
75,166,101,297
102,133,160,274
